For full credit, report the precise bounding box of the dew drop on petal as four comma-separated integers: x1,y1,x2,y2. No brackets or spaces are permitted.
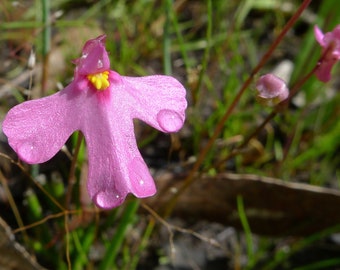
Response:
156,109,183,132
97,59,103,69
17,141,39,163
93,190,125,209
128,158,156,197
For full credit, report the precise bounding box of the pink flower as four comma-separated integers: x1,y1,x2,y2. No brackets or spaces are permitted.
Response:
314,25,340,82
2,35,187,209
255,74,289,106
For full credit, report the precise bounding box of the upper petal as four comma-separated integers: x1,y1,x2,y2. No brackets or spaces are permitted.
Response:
74,35,110,75
314,25,325,46
121,75,187,133
2,83,82,163
315,60,335,82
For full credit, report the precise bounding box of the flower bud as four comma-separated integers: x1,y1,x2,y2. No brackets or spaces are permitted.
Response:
314,25,340,82
255,74,289,106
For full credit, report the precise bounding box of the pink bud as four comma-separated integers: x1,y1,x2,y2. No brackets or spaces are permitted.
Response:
314,25,340,82
255,74,289,106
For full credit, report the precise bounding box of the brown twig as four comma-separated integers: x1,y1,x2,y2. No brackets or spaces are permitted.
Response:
0,153,65,211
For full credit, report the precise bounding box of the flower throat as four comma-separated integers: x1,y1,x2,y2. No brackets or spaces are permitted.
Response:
87,71,110,91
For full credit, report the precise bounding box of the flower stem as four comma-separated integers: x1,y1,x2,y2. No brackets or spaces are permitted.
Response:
233,39,334,158
163,0,173,75
65,132,84,209
40,0,51,96
162,0,312,218
213,42,331,170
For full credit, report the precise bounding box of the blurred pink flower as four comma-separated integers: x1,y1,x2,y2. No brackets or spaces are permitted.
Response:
255,74,289,106
2,35,187,209
314,25,340,82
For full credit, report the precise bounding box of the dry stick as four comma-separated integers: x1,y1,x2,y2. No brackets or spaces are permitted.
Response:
163,0,312,217
0,171,29,245
0,153,65,211
64,214,72,270
12,211,68,234
142,203,230,257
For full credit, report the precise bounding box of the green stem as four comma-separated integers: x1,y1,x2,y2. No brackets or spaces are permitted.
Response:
41,0,51,96
65,132,84,209
163,0,173,75
99,200,140,270
237,195,255,268
194,0,212,102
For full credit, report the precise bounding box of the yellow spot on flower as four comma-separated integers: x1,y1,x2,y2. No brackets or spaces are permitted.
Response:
87,71,110,91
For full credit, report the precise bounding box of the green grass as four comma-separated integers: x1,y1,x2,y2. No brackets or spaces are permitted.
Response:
1,0,340,269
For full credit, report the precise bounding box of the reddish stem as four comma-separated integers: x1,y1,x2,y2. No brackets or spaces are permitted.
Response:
162,0,312,217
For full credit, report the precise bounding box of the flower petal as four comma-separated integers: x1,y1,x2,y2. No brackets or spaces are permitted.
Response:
74,35,110,75
2,83,82,163
82,87,156,209
122,75,187,133
314,25,325,46
315,60,335,82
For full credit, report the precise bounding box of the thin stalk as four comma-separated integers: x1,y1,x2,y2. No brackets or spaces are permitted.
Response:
237,196,255,269
163,0,312,217
64,213,72,270
99,200,140,270
127,217,155,270
65,132,84,209
163,0,173,75
0,153,65,211
0,171,29,245
40,0,51,96
194,0,212,102
214,41,331,170
232,40,334,158
12,210,79,234
169,0,191,73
